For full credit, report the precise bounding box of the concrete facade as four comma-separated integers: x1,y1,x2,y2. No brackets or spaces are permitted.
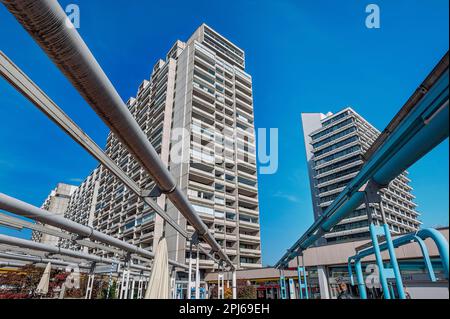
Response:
31,183,77,246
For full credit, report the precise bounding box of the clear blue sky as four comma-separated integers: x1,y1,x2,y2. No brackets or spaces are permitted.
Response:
0,0,448,266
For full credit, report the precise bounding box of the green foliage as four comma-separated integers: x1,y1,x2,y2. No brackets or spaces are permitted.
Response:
100,280,117,299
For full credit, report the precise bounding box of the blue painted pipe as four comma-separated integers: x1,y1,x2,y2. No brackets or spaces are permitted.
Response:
303,268,309,299
350,229,447,287
297,266,304,299
413,236,437,282
275,58,449,269
348,258,355,285
355,259,367,299
322,192,366,231
373,102,449,186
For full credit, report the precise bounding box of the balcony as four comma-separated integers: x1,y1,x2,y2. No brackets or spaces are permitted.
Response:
239,233,260,243
238,206,259,217
239,220,260,231
317,171,359,189
214,232,225,240
225,219,237,227
140,231,154,241
318,186,346,198
188,180,215,192
314,149,363,171
235,81,252,97
311,122,355,145
191,148,215,165
240,248,261,256
189,166,215,184
199,259,215,267
312,131,359,153
240,262,262,269
315,159,363,180
239,194,258,205
192,104,215,125
225,249,237,256
313,140,360,162
192,89,215,112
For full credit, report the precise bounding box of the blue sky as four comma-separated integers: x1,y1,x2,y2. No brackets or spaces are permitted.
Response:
0,0,448,266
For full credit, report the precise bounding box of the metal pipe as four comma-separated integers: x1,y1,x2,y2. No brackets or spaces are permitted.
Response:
0,261,26,268
352,230,445,281
0,50,186,238
0,212,123,256
354,259,367,299
0,234,149,273
0,193,187,269
0,0,233,269
368,223,391,299
232,270,237,300
275,53,449,268
382,222,405,299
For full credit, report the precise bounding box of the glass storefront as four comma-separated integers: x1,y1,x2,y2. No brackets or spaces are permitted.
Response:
327,259,447,299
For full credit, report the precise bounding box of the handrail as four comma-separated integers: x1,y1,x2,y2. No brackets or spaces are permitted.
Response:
1,0,233,269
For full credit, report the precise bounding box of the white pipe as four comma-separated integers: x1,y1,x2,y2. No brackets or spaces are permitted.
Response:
0,0,233,270
232,271,237,299
0,193,187,269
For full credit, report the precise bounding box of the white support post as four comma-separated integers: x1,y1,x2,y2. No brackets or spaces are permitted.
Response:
85,274,95,299
195,246,200,300
137,278,144,299
130,278,136,299
232,271,237,300
170,270,176,299
218,273,224,299
58,283,66,299
119,269,130,299
187,242,193,299
317,266,330,299
115,279,121,299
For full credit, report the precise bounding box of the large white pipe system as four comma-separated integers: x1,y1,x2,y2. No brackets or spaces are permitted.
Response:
0,194,187,270
1,0,233,269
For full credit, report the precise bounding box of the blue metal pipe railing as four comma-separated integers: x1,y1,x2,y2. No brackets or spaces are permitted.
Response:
275,53,449,269
348,228,448,299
